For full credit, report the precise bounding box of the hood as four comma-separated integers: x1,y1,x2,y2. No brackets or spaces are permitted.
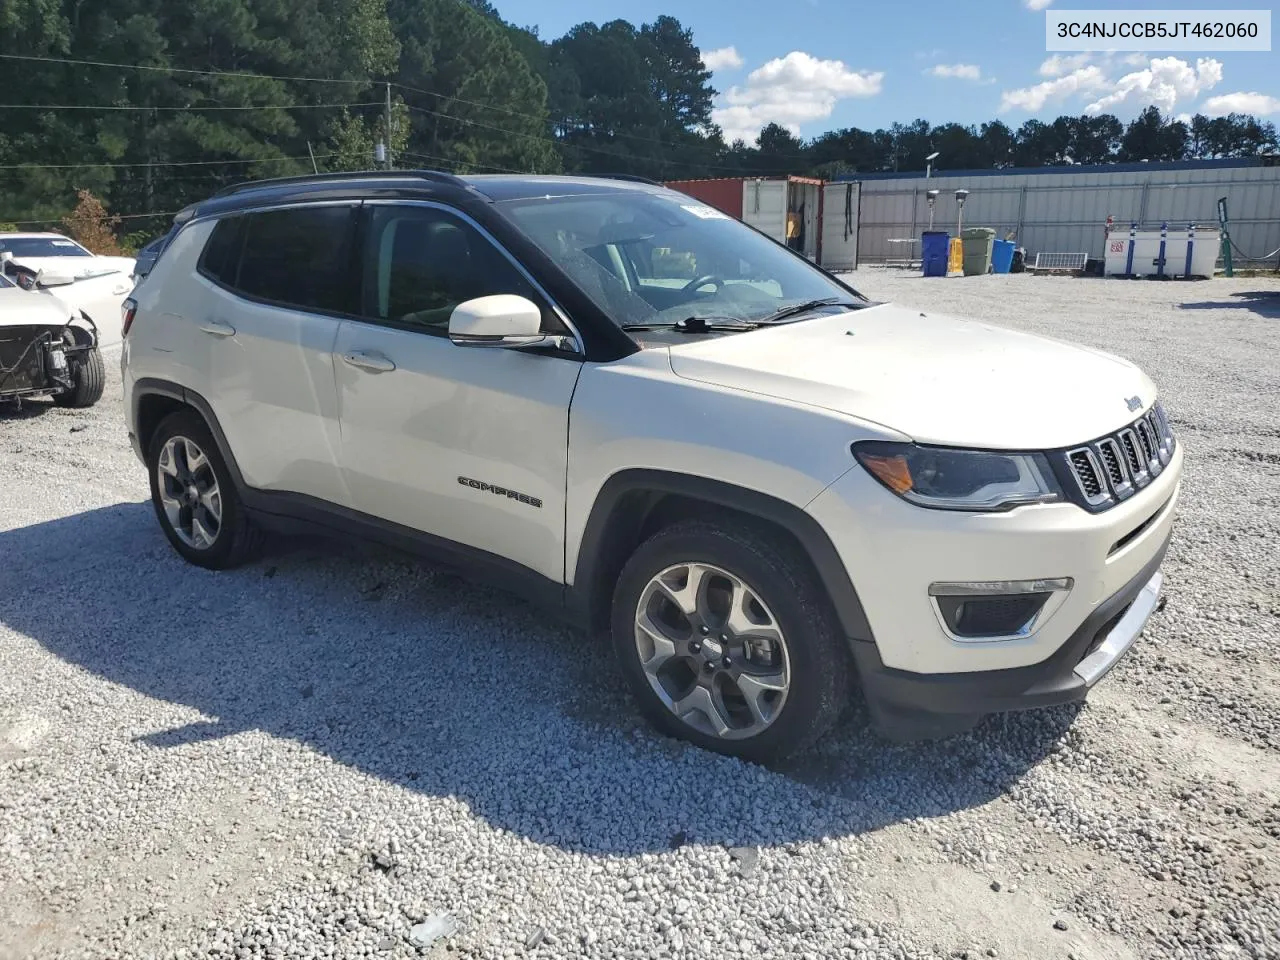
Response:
666,302,1156,450
0,287,76,328
7,255,135,279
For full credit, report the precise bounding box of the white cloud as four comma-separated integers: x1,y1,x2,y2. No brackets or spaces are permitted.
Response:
1039,53,1092,78
1201,91,1280,117
929,63,982,81
999,65,1109,112
711,51,884,143
1025,0,1053,9
1003,55,1223,116
702,46,744,72
1084,56,1223,115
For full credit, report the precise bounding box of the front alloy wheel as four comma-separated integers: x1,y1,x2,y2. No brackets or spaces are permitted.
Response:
611,519,849,763
634,562,790,739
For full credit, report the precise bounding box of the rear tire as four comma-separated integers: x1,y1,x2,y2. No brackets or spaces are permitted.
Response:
53,346,105,408
610,518,849,764
147,409,263,570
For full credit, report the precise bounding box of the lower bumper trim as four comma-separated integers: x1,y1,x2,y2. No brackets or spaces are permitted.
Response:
854,529,1170,740
1074,571,1161,686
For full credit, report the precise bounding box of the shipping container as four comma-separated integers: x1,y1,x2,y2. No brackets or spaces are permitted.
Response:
664,175,860,271
663,177,745,219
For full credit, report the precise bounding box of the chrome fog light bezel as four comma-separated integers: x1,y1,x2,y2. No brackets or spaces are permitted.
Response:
928,577,1074,643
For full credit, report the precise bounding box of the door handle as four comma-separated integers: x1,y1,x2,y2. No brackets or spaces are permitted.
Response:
342,351,396,373
200,320,236,338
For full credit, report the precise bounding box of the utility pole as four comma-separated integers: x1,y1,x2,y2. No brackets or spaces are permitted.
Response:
385,83,394,170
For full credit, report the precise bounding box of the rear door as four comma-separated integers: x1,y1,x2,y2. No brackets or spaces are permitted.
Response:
820,181,860,271
191,202,357,507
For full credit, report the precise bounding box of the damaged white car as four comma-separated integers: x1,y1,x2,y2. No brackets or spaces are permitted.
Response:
0,266,106,409
0,232,136,344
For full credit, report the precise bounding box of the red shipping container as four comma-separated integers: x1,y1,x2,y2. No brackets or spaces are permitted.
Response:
662,178,745,219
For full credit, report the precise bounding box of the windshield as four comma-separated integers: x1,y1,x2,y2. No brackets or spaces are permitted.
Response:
494,190,867,329
0,237,93,258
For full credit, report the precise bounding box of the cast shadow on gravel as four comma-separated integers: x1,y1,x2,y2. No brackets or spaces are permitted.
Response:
0,396,59,419
1178,290,1280,319
1,503,1078,856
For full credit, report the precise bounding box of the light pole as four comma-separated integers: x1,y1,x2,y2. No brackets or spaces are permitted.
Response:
926,150,939,180
927,188,939,230
955,188,970,236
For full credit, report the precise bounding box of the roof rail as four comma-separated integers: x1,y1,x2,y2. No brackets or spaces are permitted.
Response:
598,173,664,186
210,168,468,198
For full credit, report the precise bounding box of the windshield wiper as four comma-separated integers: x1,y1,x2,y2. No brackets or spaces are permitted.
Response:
754,296,864,325
620,316,760,333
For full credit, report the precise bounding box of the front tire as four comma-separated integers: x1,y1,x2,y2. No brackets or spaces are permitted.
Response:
611,519,849,764
53,346,105,408
147,410,262,570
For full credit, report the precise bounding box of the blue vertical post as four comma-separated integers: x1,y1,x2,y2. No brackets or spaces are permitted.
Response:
1184,222,1195,278
1124,221,1136,276
1156,221,1167,278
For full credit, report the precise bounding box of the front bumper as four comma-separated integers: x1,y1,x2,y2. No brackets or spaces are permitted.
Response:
850,531,1169,739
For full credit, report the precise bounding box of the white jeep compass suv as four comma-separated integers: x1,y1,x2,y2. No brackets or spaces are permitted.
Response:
120,171,1181,762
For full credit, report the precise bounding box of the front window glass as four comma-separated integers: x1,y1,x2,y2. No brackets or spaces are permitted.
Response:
494,191,866,329
358,205,556,333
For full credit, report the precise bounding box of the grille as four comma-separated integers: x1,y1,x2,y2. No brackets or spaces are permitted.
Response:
1097,439,1127,488
1063,402,1175,510
1119,430,1143,475
1069,449,1104,500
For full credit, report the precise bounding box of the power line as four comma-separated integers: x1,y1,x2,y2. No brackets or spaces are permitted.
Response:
0,52,372,87
402,102,768,177
0,153,340,170
0,101,378,112
2,210,182,227
397,151,526,174
0,50,807,168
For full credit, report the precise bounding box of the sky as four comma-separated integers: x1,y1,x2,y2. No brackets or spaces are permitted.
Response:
494,0,1279,143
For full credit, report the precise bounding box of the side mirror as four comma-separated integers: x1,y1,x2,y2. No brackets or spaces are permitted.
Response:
34,268,77,288
448,294,546,348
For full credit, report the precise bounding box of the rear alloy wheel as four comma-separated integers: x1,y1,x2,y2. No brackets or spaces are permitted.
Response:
156,435,224,551
147,410,262,569
611,519,848,763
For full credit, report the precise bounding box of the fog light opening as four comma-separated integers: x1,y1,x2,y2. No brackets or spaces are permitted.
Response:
928,578,1073,642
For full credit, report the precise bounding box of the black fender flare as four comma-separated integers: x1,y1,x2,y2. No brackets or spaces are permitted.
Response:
571,468,874,644
131,378,247,490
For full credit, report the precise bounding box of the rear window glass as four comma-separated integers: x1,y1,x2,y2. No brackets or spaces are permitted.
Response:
235,206,357,313
199,217,243,286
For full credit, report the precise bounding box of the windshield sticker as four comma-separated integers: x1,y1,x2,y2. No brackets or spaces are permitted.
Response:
680,203,730,221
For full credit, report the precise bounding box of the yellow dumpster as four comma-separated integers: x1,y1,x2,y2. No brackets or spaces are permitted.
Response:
947,237,963,275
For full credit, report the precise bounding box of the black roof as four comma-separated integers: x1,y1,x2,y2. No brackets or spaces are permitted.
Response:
175,170,668,223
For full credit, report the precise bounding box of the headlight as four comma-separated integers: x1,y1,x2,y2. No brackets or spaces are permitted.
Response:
852,441,1063,512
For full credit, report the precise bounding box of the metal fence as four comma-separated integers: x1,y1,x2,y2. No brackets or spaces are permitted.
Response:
834,159,1280,269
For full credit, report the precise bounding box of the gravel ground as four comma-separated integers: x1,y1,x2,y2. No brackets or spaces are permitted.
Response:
2,271,1278,960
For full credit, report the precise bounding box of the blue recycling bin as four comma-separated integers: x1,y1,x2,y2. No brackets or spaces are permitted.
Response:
921,231,950,277
991,239,1015,274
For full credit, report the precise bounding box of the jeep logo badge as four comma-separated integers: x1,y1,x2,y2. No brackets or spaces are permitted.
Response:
1125,396,1142,412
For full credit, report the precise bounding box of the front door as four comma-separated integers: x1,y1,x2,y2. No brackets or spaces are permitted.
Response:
333,201,583,584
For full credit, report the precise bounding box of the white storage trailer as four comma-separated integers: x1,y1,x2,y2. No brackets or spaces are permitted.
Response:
1104,223,1221,278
